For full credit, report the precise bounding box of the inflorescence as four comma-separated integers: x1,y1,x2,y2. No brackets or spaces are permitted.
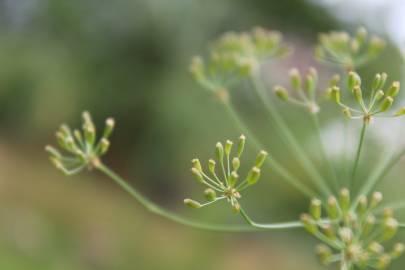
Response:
184,135,268,212
45,111,115,175
328,71,405,123
315,27,386,69
301,189,404,269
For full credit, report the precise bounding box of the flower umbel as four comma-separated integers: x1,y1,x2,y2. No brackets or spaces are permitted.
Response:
184,135,267,212
328,71,404,123
45,111,115,175
315,27,386,69
301,189,404,269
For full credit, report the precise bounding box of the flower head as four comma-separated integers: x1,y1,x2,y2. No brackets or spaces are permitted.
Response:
45,111,115,175
184,135,267,212
315,27,386,69
328,71,404,123
301,189,404,269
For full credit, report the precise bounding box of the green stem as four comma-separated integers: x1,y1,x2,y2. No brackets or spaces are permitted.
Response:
251,77,331,197
223,102,317,198
311,113,340,193
96,162,301,232
350,122,367,191
239,208,303,230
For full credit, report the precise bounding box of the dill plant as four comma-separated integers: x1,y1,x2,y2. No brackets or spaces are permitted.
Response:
46,27,405,270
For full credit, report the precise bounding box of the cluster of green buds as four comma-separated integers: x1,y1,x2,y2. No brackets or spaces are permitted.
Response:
45,111,115,175
274,67,324,113
184,135,268,212
328,71,405,123
190,27,290,99
315,27,386,69
301,189,404,269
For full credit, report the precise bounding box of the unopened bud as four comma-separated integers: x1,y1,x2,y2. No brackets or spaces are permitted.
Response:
363,214,376,236
45,145,62,159
376,254,391,269
255,150,268,168
383,208,394,220
225,140,233,156
391,243,405,259
103,118,115,138
246,167,261,185
274,86,289,101
184,199,202,209
204,188,217,201
370,192,383,208
372,73,382,90
348,71,361,91
339,227,353,244
99,138,110,155
216,142,224,162
191,167,204,183
353,86,363,104
340,188,350,213
381,218,398,241
289,68,301,91
84,124,96,147
322,224,336,240
229,171,239,187
357,195,368,216
310,198,322,220
208,159,216,174
387,81,400,97
316,244,332,265
343,107,352,118
327,196,339,220
301,213,318,235
330,86,340,103
191,159,202,172
329,74,340,87
237,135,246,157
375,90,385,101
369,242,384,254
232,157,240,171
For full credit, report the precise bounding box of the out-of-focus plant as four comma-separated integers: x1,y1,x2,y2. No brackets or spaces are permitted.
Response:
47,27,405,270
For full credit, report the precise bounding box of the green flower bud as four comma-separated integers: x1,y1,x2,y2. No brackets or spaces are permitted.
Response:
348,71,361,91
56,131,68,149
225,140,233,156
383,208,394,220
380,96,393,112
369,242,384,254
346,244,362,261
378,73,388,89
237,135,246,158
363,214,376,236
255,150,268,168
191,167,204,183
329,74,340,87
73,130,84,145
103,118,115,139
387,81,400,97
289,68,301,91
310,198,322,220
99,138,110,155
184,199,202,209
191,159,202,172
208,159,216,174
370,192,383,208
232,157,240,171
375,90,385,101
356,195,368,217
322,224,336,240
381,218,398,241
327,196,339,220
301,213,318,235
305,69,317,94
274,86,289,101
376,254,391,269
391,243,405,259
246,167,261,185
330,86,341,103
45,145,62,159
204,188,217,201
394,107,405,116
50,156,64,171
339,188,350,213
372,73,382,90
83,124,96,147
316,244,332,265
229,171,239,187
353,85,363,104
216,142,224,162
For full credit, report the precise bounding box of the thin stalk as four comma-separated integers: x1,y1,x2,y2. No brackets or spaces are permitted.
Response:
252,77,332,197
239,208,303,230
223,102,318,198
311,113,340,193
350,122,367,190
95,162,302,232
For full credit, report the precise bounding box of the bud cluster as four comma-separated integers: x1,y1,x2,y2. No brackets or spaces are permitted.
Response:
301,189,404,269
274,67,323,113
327,71,405,123
189,27,290,96
315,27,386,69
45,111,115,175
184,135,268,212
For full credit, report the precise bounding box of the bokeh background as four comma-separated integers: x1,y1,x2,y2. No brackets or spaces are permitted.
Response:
1,0,405,269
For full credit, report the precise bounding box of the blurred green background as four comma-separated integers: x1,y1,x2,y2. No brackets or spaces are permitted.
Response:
1,0,405,269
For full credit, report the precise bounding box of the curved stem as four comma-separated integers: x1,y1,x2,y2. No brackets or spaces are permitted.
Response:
95,162,300,232
251,77,331,197
239,208,303,230
311,114,340,193
223,102,317,198
350,122,367,191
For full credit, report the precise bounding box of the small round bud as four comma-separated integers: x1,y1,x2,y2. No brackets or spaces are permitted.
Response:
342,107,352,118
374,90,385,102
339,227,353,244
316,244,332,265
225,140,233,156
370,192,383,208
322,224,336,240
327,196,339,220
383,208,394,220
208,159,216,174
391,243,405,259
363,214,376,236
45,145,62,159
380,96,394,112
381,218,398,241
191,168,204,183
346,244,362,261
99,138,110,155
387,81,400,97
103,118,115,139
376,254,391,269
228,171,239,187
348,71,361,91
330,86,341,103
339,188,350,213
204,188,217,201
232,157,240,171
215,142,224,162
274,86,289,101
369,242,384,254
356,195,368,216
372,73,382,90
184,199,202,209
300,213,318,235
289,68,301,91
191,159,202,172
